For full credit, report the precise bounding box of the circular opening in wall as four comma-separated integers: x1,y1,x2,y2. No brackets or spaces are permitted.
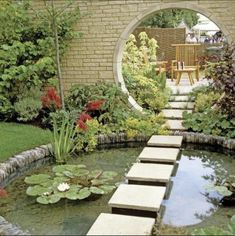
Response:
113,5,228,112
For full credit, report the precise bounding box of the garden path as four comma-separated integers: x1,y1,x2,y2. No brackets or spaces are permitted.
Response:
163,76,209,131
87,135,183,235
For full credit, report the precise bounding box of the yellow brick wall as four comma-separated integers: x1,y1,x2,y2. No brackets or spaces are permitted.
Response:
32,0,235,91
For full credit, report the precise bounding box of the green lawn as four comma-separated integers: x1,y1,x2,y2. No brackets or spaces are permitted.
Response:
0,122,51,162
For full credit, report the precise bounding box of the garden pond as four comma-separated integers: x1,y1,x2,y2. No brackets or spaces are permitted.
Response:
0,144,235,235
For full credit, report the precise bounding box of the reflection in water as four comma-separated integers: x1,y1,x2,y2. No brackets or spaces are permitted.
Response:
163,149,235,227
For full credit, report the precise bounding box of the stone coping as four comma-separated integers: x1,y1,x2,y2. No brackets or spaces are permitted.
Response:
0,132,234,186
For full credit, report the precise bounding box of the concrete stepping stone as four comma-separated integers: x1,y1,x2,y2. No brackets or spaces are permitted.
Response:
167,102,194,109
108,184,166,218
170,86,194,95
138,147,179,163
169,95,190,102
162,109,192,119
86,213,155,235
126,163,174,185
166,120,187,131
147,135,183,147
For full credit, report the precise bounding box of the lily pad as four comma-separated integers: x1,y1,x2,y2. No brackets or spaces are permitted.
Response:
26,185,50,196
24,174,51,185
101,171,118,179
99,185,116,194
63,171,74,178
77,188,91,200
36,194,61,204
89,186,105,195
89,170,103,179
73,169,89,177
91,179,107,186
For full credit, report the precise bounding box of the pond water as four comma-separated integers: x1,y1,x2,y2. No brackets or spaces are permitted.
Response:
0,144,235,235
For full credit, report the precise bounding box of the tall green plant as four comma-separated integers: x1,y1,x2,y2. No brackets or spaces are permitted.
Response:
51,115,78,163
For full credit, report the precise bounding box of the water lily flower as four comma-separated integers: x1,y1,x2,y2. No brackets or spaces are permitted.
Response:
43,192,51,196
57,183,70,192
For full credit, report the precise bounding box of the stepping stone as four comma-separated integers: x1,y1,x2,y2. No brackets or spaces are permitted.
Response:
167,102,194,109
138,147,179,163
108,184,166,217
166,120,187,131
86,213,155,235
147,135,183,147
169,95,190,102
162,109,192,119
126,163,174,184
170,86,194,95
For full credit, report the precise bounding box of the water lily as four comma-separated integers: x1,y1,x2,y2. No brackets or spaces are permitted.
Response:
57,183,70,192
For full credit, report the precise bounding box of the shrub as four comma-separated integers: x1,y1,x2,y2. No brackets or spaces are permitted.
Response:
205,43,235,118
0,1,79,121
122,32,170,112
194,91,221,112
183,108,235,138
51,114,78,163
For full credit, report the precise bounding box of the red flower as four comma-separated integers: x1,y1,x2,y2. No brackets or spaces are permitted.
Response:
86,100,104,111
77,120,87,131
41,87,61,109
76,112,92,131
79,112,92,122
0,188,8,198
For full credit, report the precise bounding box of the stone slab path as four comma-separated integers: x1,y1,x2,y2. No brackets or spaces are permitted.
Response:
138,147,179,163
86,213,155,235
147,135,183,147
87,135,183,235
126,163,174,183
108,184,166,212
162,109,192,119
163,77,209,131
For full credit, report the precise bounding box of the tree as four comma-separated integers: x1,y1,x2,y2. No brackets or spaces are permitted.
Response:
141,9,199,28
32,0,80,109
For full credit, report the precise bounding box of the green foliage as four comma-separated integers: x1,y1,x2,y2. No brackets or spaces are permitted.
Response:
183,108,235,138
51,114,78,163
125,113,169,138
194,91,220,112
14,87,42,122
24,164,117,204
205,43,235,118
122,32,170,112
191,215,235,235
76,119,100,152
142,9,199,28
0,1,80,121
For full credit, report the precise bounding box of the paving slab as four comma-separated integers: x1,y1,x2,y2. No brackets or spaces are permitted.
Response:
126,163,174,183
167,102,194,109
166,120,187,131
138,147,179,163
147,135,183,147
108,184,166,212
86,213,155,235
169,95,190,102
162,109,192,119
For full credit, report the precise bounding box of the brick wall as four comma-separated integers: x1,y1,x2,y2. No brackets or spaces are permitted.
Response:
33,0,235,92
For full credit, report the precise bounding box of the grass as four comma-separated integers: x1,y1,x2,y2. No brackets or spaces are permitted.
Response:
0,122,51,162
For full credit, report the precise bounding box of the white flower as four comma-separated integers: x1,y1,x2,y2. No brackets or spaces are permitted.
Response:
57,182,70,192
43,192,51,196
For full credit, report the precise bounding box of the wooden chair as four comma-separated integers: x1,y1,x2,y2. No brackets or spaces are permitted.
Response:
171,44,200,81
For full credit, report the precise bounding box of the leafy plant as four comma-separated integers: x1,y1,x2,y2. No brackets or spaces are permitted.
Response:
0,1,79,121
24,164,117,204
191,215,235,235
51,114,78,163
194,91,221,112
183,108,235,138
122,32,170,112
205,43,235,118
14,97,42,122
14,86,42,122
